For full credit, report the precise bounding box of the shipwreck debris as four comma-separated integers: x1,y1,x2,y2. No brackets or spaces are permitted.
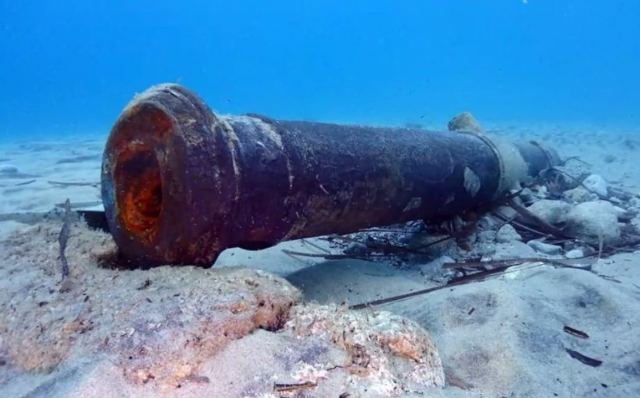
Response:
563,325,589,339
102,84,559,265
58,199,72,290
48,180,100,188
565,348,603,367
273,381,317,393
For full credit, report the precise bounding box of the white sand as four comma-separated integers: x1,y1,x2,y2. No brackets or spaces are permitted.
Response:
1,123,639,397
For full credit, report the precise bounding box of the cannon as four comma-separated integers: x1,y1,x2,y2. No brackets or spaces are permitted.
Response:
101,84,559,265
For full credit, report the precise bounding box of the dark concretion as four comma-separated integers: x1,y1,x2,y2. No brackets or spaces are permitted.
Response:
102,84,558,266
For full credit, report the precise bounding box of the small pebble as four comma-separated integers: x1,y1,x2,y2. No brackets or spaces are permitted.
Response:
528,240,562,255
565,248,584,259
527,200,571,225
582,174,608,197
564,187,598,203
447,112,482,133
496,224,522,243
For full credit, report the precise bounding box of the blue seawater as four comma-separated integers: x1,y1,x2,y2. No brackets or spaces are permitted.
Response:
1,0,639,140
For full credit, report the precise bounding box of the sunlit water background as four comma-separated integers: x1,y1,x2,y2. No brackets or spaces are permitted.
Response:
1,0,639,142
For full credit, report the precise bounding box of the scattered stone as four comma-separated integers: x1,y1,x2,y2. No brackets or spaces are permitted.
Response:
496,224,522,243
526,200,572,225
490,241,537,260
420,255,455,281
535,185,549,198
603,154,617,164
518,187,539,205
286,303,445,394
527,240,562,255
477,215,500,230
493,205,518,220
564,187,599,203
565,248,585,259
566,200,622,244
447,112,482,133
582,174,608,197
477,230,497,243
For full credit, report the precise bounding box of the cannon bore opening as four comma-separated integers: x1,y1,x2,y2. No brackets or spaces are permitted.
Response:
107,103,177,244
114,144,163,240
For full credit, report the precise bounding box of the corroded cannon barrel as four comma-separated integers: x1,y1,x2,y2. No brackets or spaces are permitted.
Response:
102,84,559,265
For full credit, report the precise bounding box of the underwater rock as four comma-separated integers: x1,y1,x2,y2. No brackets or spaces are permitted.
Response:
477,214,500,230
0,220,301,389
489,241,537,260
477,229,497,243
566,200,622,244
565,248,585,259
526,199,571,225
517,187,540,205
496,224,522,243
285,303,445,395
582,174,608,197
19,303,447,398
420,255,456,282
564,186,599,203
527,240,562,255
447,112,483,133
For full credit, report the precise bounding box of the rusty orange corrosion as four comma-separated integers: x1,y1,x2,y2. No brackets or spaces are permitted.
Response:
108,105,172,242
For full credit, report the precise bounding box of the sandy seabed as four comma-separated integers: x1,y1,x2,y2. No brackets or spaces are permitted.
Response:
1,123,639,397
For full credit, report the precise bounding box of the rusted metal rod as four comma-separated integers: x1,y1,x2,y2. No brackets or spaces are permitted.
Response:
102,84,559,265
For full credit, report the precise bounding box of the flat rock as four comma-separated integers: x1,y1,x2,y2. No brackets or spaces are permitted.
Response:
564,186,599,203
582,174,608,197
527,240,562,255
566,200,622,244
0,220,301,389
285,303,445,395
477,230,496,243
496,224,522,243
490,241,537,260
420,256,456,281
565,248,585,259
526,200,572,225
